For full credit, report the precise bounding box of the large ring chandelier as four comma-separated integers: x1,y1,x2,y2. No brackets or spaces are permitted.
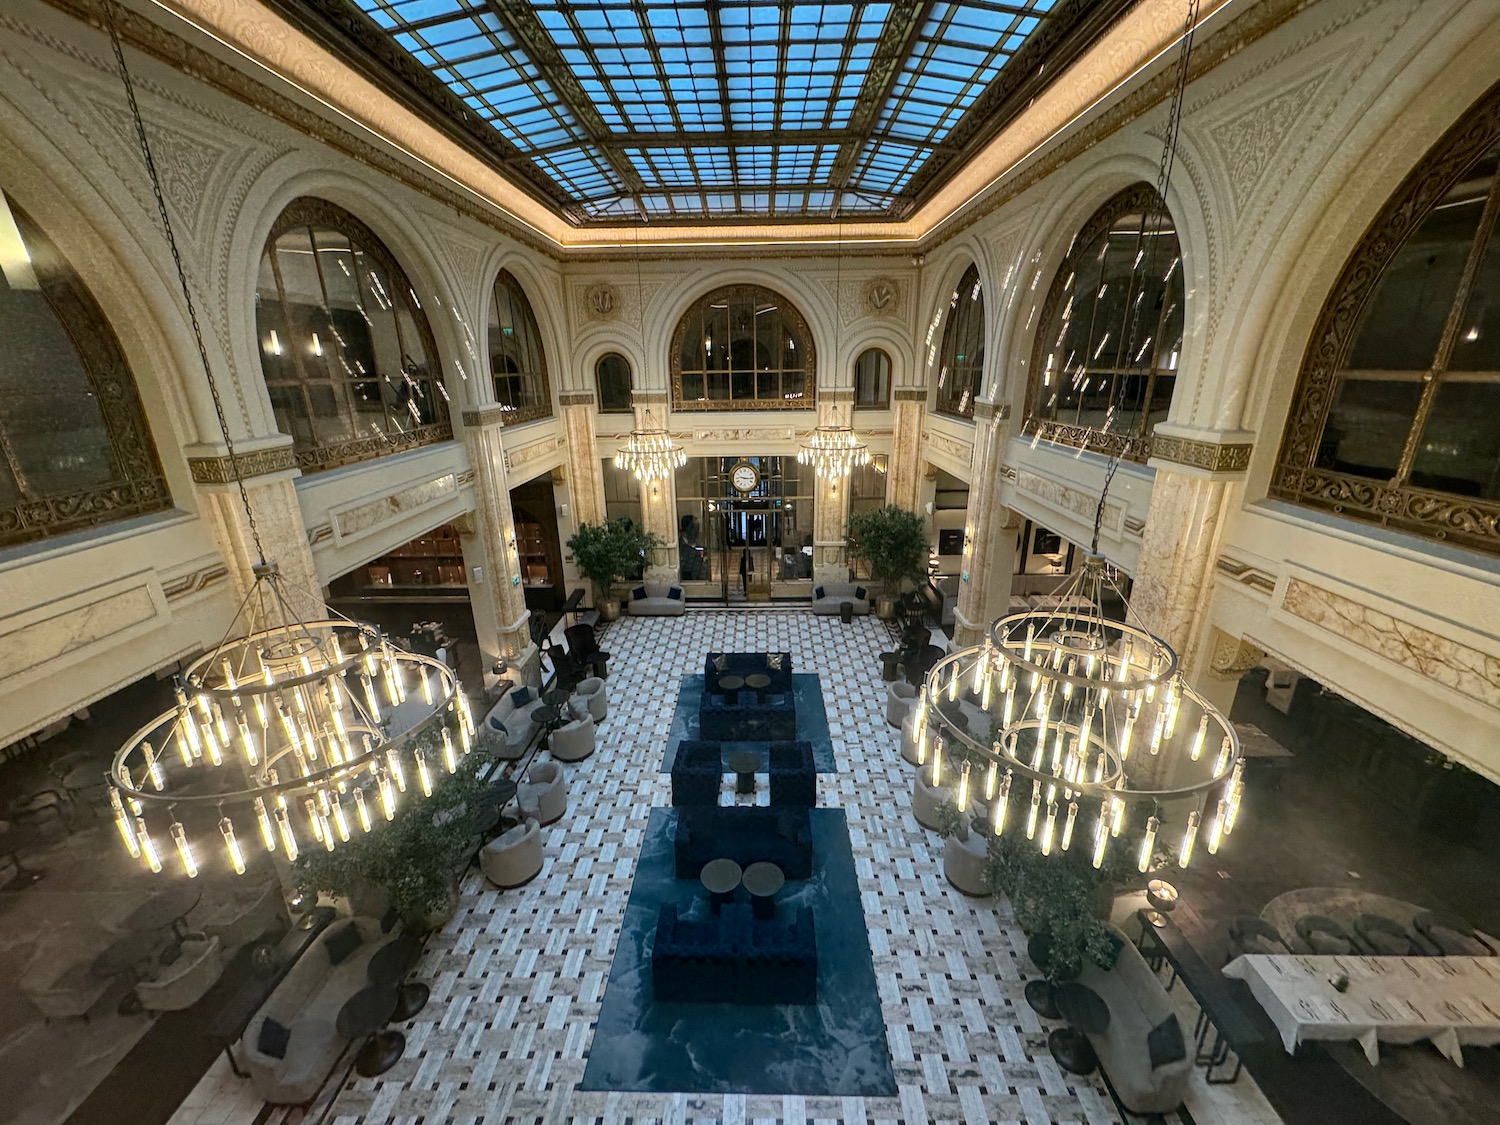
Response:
797,408,870,480
913,555,1244,872
106,565,475,877
616,409,687,483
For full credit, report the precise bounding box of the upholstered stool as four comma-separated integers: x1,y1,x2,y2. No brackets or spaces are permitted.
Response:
480,818,543,888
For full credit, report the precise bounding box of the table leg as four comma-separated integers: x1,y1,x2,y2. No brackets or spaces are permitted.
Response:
224,1043,249,1079
354,1030,406,1077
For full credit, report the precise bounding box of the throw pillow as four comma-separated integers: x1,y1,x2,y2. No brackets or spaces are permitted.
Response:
854,586,867,600
1245,933,1283,956
814,585,826,600
509,685,533,707
1147,1014,1186,1069
487,716,508,736
323,922,362,966
256,1017,291,1060
1307,930,1348,955
631,585,647,601
667,586,683,600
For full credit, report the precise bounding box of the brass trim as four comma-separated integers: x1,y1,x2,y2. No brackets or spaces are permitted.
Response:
1152,436,1253,474
187,447,298,484
1020,417,1152,463
893,387,929,402
293,424,455,474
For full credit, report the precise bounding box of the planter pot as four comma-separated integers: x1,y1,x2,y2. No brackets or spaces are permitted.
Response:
598,597,622,622
875,594,899,620
405,880,460,934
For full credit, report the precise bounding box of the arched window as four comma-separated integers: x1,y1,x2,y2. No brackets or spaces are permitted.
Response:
487,270,551,424
596,352,633,413
1273,83,1500,556
854,347,891,408
255,198,449,473
0,190,169,547
1025,185,1183,461
934,264,985,418
671,285,815,409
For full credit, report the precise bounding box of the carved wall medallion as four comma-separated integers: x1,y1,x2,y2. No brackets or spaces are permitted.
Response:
863,277,901,317
584,282,619,320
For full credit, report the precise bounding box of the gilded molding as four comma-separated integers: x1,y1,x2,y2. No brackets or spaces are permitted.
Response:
1152,436,1254,474
974,402,1011,422
558,392,596,407
187,447,298,484
1216,554,1277,595
893,388,929,402
1020,418,1152,462
161,563,229,600
461,406,509,428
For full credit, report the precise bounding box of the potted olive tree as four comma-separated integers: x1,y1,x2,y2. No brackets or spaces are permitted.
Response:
566,517,663,622
847,505,928,619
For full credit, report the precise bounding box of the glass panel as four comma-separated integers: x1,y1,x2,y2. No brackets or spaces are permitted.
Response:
855,348,890,407
1346,145,1498,371
1449,168,1500,372
596,352,632,411
1314,376,1425,479
487,270,550,418
1411,380,1500,498
674,285,812,408
936,264,984,418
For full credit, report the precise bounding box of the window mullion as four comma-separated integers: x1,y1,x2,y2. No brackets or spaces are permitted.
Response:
269,238,317,437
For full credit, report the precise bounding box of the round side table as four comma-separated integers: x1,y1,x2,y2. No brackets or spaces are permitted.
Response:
336,985,404,1077
742,862,785,919
1050,982,1111,1075
727,750,761,795
700,858,742,912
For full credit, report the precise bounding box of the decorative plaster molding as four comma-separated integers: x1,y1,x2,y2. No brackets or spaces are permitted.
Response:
161,563,229,600
455,468,476,487
862,277,903,318
973,402,1012,422
1207,627,1267,680
558,391,596,407
583,282,619,320
307,523,334,547
1124,516,1146,537
1016,469,1121,532
1152,435,1254,474
331,474,459,542
1216,553,1276,594
999,464,1018,482
0,572,167,683
187,447,297,484
691,427,797,444
461,406,508,428
926,430,974,466
1281,578,1500,711
504,435,565,472
893,388,929,402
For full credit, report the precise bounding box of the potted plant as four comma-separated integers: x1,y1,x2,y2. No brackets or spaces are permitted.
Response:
566,517,662,621
847,505,928,619
293,746,489,933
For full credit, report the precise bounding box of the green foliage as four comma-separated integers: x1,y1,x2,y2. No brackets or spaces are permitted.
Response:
933,798,971,840
983,831,1119,980
846,506,928,594
293,741,489,928
566,517,665,597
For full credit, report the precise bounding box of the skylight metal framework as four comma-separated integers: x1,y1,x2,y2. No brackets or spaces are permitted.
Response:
270,0,1134,224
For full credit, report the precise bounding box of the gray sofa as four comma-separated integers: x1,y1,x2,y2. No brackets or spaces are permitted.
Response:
1077,924,1192,1115
481,686,546,758
237,916,397,1105
626,581,686,617
811,581,870,616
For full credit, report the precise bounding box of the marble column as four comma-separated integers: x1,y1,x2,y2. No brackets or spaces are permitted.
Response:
952,403,1017,647
461,407,540,689
812,391,855,585
888,387,928,511
187,439,323,614
632,392,679,583
560,393,606,529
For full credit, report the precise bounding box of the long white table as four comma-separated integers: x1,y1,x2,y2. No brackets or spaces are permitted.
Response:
1223,953,1500,1066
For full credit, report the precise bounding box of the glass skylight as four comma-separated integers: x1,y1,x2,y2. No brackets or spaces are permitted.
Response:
344,0,1079,221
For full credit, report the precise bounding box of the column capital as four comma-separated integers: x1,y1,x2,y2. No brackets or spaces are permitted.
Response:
1148,424,1255,477
973,402,1011,422
893,387,929,402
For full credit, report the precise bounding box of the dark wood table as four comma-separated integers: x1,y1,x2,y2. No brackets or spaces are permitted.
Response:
728,750,761,795
742,861,784,919
700,858,742,912
336,985,404,1077
368,934,429,1021
1051,982,1110,1074
124,883,202,939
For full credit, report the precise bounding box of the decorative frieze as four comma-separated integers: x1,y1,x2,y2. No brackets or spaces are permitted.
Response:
1206,627,1268,680
973,402,1012,422
893,388,929,402
331,474,460,542
504,435,566,472
1152,435,1253,474
1216,553,1276,594
559,391,596,407
691,427,798,444
1016,469,1121,531
161,563,229,600
187,447,298,484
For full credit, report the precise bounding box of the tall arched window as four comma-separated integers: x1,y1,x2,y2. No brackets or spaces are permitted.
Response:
1025,184,1183,461
487,270,552,424
0,190,169,547
1273,82,1500,556
671,285,815,409
934,264,985,418
854,347,891,408
255,198,449,473
596,352,633,412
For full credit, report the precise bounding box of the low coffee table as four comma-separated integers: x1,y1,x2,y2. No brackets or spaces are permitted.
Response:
368,934,428,1021
727,750,761,795
336,985,404,1077
700,858,742,912
742,861,785,919
1050,982,1111,1075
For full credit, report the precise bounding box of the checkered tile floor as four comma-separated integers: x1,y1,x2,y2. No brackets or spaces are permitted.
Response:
172,612,1258,1124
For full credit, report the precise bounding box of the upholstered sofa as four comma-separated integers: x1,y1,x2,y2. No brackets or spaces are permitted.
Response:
1077,925,1192,1115
704,652,793,696
673,805,814,879
651,902,817,1004
699,689,796,742
237,916,397,1105
626,582,686,616
768,740,816,807
670,739,723,807
481,686,547,758
810,581,870,616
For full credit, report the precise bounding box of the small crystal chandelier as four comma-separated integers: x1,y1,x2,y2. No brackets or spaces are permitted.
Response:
912,555,1244,872
104,4,473,878
616,408,687,483
798,407,870,480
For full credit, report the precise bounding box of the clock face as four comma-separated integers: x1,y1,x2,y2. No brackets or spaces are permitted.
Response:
731,463,759,493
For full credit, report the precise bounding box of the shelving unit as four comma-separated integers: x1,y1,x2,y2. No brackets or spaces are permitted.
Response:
340,523,469,598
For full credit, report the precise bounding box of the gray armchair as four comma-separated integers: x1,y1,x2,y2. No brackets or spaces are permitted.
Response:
887,681,918,729
519,762,568,825
550,713,596,762
481,817,543,888
572,677,608,723
136,936,223,1011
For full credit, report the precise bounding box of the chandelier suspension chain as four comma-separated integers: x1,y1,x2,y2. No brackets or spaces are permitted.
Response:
105,0,265,566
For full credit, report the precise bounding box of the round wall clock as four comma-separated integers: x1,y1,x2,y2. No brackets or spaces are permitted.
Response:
730,460,760,494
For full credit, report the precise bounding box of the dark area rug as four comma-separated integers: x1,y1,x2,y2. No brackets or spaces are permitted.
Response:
579,806,894,1096
661,674,834,773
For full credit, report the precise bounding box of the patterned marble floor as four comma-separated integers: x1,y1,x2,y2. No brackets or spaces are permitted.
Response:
167,610,1280,1125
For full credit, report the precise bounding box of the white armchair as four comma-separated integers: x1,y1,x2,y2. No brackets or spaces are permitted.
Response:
518,762,567,825
550,713,596,762
480,817,543,888
136,936,224,1011
886,681,918,728
911,767,952,831
572,677,608,723
943,829,991,896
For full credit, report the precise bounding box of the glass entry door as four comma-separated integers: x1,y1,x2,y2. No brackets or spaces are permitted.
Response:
676,455,813,603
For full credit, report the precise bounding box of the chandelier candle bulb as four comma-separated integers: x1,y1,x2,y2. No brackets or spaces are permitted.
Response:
1179,810,1201,868
354,787,371,832
1214,736,1232,777
993,772,1012,835
332,793,351,842
111,789,140,858
415,748,433,796
170,819,197,878
201,721,223,767
142,739,164,791
1110,795,1124,837
1190,713,1209,761
321,811,335,851
442,728,458,774
956,760,971,811
219,815,246,876
361,674,381,722
1061,800,1078,851
1023,623,1035,661
421,669,433,705
1003,683,1015,726
1118,713,1135,760
916,722,928,765
1040,800,1058,855
378,768,396,820
212,702,231,748
254,797,275,852
930,738,943,787
1208,798,1228,854
947,663,960,701
237,718,258,766
137,817,162,873
1092,812,1109,868
985,756,999,800
304,798,323,843
386,747,406,792
274,804,298,861
1139,815,1160,873
1026,783,1041,839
